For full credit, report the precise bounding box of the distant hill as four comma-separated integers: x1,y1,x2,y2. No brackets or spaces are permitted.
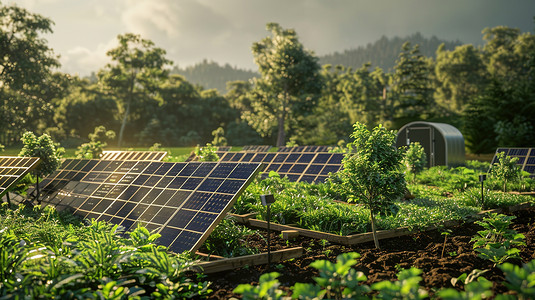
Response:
319,32,462,71
172,60,259,94
170,33,462,93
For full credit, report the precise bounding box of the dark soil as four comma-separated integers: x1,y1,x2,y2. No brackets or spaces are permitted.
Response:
201,207,535,299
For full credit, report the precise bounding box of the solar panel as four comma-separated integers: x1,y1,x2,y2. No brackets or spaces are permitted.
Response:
38,159,262,253
0,156,40,198
185,151,227,162
277,146,332,153
491,147,535,178
241,145,272,152
216,146,232,152
220,151,343,183
100,151,167,161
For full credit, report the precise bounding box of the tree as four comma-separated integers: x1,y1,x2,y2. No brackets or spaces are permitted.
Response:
336,123,406,249
75,126,115,159
19,132,63,202
248,23,322,146
98,33,171,148
489,152,521,192
435,44,487,113
0,3,60,145
391,42,434,123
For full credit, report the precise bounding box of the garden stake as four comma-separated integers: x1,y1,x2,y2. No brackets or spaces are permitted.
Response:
479,174,486,208
261,194,276,269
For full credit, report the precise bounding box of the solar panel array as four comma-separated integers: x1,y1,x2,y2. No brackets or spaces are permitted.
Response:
216,146,232,152
0,156,40,198
241,145,272,152
38,159,262,253
219,151,343,183
277,146,332,153
100,151,167,161
491,148,535,178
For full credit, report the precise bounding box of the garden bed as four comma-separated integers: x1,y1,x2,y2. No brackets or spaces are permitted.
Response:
203,206,535,299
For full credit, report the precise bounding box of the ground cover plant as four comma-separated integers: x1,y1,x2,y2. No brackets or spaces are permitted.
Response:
0,203,210,298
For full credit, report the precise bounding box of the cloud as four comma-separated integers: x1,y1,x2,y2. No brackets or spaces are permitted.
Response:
60,39,116,76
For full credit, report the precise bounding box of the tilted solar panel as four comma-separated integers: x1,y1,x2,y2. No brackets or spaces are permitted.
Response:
219,151,343,183
38,159,262,253
491,147,535,178
100,151,167,161
216,146,232,152
0,156,40,198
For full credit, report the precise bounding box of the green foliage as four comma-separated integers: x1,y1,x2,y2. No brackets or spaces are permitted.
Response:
211,127,227,146
248,22,323,146
0,203,211,298
202,217,260,258
499,260,535,299
471,213,525,266
75,125,116,159
438,277,494,299
402,142,427,174
336,122,405,248
489,152,521,192
371,267,428,299
233,272,286,300
306,252,371,299
194,143,219,162
19,131,63,178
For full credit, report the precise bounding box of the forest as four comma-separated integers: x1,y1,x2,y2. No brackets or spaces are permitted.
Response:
0,3,534,153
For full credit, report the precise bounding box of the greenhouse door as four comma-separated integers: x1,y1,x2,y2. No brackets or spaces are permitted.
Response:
405,126,435,168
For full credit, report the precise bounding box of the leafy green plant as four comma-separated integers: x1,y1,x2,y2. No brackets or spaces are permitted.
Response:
438,277,493,299
489,152,521,192
335,122,406,248
471,213,525,265
402,142,427,182
371,267,428,299
202,217,260,257
194,143,219,162
233,272,287,300
499,260,535,299
75,125,116,159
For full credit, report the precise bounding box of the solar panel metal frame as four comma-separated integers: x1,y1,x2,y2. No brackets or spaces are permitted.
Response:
490,147,535,178
0,156,41,198
38,159,262,253
219,151,343,183
277,146,332,153
100,151,168,161
241,145,272,152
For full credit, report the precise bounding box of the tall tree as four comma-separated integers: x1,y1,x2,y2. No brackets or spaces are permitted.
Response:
98,33,171,148
391,42,434,124
249,23,322,146
0,3,60,145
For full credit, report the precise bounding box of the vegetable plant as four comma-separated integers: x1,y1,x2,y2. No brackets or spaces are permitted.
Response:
194,143,219,161
335,122,406,248
489,152,521,192
471,213,525,266
499,260,535,300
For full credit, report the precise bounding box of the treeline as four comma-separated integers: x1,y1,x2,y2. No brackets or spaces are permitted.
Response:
0,3,533,154
172,60,258,94
319,32,462,72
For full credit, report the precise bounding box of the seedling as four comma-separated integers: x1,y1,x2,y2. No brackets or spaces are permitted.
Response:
441,229,452,258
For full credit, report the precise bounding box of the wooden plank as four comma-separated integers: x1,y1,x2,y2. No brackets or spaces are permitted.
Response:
228,212,256,224
193,247,303,274
282,230,299,240
506,202,534,212
195,251,224,261
247,219,348,244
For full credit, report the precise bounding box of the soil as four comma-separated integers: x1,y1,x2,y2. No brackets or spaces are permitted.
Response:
200,206,535,299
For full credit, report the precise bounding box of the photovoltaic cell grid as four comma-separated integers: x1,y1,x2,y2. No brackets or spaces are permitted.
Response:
38,159,262,253
219,151,343,183
216,146,232,152
100,151,167,161
0,156,40,198
277,146,332,153
241,145,272,152
491,148,535,178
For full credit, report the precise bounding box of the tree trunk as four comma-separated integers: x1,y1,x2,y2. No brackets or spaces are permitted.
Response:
276,114,285,147
370,211,381,249
117,101,130,148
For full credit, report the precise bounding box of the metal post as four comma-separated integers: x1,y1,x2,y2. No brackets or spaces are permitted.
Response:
261,194,276,270
479,174,486,208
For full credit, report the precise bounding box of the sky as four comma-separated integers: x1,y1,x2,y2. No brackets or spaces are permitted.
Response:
8,0,535,77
